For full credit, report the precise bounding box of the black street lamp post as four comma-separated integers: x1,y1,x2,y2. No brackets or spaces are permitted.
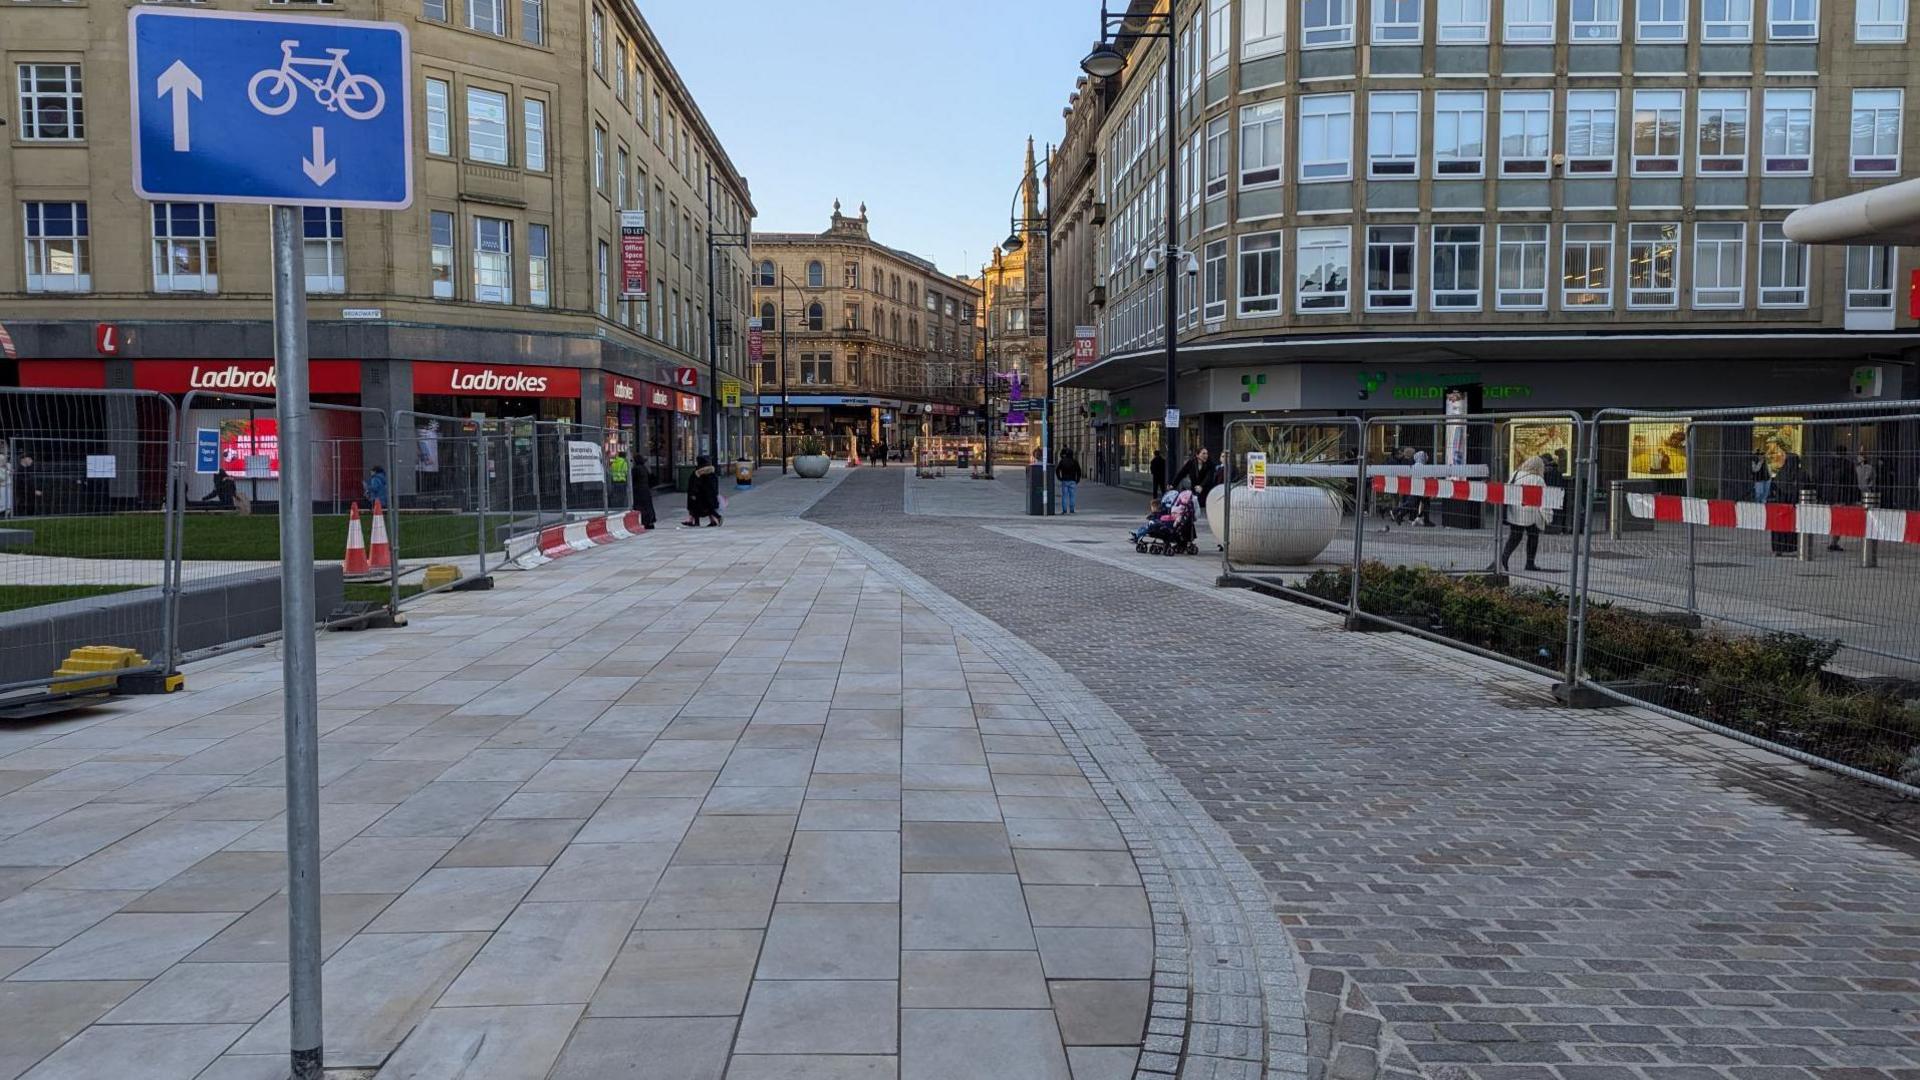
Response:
1082,3,1182,482
1001,144,1054,514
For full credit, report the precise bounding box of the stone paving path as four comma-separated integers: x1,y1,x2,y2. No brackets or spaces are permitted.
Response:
813,468,1920,1080
0,470,1161,1080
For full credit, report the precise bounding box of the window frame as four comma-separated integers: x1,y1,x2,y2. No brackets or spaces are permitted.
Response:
1494,223,1549,311
1571,0,1622,40
1367,90,1421,179
1564,89,1619,176
1845,244,1896,309
523,97,547,172
1626,222,1681,309
1691,221,1747,308
151,201,219,295
1302,0,1356,47
1498,89,1553,177
1204,114,1231,198
301,206,345,295
1850,89,1903,176
1203,239,1229,322
1438,0,1490,41
1768,0,1819,38
430,210,455,299
528,222,551,307
1561,222,1614,309
1245,0,1288,57
1238,230,1286,316
1631,88,1685,176
1433,90,1487,178
1760,88,1813,175
1239,100,1286,189
1757,222,1809,307
466,0,505,37
1364,224,1418,312
16,63,85,142
425,79,452,156
1696,88,1750,176
1503,0,1556,42
1637,0,1689,40
1703,0,1753,39
22,201,90,294
473,216,513,304
1430,224,1483,311
1298,92,1354,182
1295,226,1352,313
464,86,511,165
1856,0,1905,39
1373,0,1423,42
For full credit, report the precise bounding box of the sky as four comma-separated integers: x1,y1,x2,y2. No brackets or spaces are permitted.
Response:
643,0,1095,280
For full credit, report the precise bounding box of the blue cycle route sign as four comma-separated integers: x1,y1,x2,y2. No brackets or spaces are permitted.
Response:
129,9,413,209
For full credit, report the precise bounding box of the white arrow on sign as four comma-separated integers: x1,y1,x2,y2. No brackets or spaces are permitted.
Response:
156,60,202,153
302,126,336,186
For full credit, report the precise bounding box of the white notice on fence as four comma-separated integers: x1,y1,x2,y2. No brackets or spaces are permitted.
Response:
85,455,117,480
567,441,605,484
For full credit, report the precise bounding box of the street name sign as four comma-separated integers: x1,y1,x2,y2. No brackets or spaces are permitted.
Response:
130,8,413,209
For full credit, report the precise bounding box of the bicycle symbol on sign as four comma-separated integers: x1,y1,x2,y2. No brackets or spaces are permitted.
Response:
247,39,385,119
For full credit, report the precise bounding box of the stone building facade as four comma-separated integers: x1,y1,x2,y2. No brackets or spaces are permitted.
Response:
979,138,1049,457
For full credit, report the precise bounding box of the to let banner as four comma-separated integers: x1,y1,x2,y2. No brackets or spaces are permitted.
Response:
747,318,764,363
1073,325,1097,367
619,210,649,300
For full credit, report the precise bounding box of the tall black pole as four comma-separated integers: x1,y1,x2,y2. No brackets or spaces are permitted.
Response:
1042,142,1056,514
779,274,789,474
704,165,721,466
1163,22,1181,479
983,291,993,479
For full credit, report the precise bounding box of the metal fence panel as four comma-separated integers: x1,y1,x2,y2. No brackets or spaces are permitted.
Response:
1576,404,1920,792
1218,416,1367,610
0,388,179,694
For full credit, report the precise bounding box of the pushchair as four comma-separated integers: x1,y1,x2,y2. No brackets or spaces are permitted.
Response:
1132,491,1199,556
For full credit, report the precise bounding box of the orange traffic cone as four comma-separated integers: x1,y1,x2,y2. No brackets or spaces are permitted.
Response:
343,503,370,574
367,499,392,571
848,444,862,468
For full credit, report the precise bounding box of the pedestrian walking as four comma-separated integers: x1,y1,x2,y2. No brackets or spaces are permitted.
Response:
610,451,632,510
363,465,389,507
1819,445,1858,551
1768,452,1805,556
1855,449,1877,499
1173,448,1213,507
1395,448,1435,526
633,455,657,529
1498,455,1551,572
1541,452,1565,533
1149,450,1168,497
1057,448,1082,514
682,456,723,527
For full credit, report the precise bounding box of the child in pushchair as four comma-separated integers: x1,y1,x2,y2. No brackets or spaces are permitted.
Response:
1131,486,1199,555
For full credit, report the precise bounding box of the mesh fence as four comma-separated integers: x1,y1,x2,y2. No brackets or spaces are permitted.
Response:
1218,417,1364,603
1576,407,1920,786
0,388,179,693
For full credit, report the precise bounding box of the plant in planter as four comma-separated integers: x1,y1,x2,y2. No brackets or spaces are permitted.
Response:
1210,432,1351,565
793,435,831,479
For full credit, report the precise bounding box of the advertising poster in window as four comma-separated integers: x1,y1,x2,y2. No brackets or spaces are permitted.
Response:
1752,416,1802,470
619,210,649,299
1507,419,1574,476
416,420,441,474
1627,419,1691,480
219,419,278,479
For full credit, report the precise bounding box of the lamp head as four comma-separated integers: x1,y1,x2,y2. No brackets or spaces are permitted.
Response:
1003,232,1025,253
1081,41,1126,78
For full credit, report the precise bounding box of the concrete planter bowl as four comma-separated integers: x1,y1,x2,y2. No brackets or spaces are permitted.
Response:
1211,483,1344,565
794,454,831,479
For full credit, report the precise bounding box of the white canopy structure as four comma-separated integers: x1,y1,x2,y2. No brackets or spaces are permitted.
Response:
1783,177,1920,246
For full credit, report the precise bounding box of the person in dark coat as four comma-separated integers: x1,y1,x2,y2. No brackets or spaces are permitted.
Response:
1818,446,1859,552
1149,450,1167,497
1768,452,1805,555
633,455,658,529
1173,448,1214,507
683,456,722,527
1056,448,1082,514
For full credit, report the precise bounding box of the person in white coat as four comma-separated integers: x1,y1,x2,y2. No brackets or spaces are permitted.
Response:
1500,455,1551,572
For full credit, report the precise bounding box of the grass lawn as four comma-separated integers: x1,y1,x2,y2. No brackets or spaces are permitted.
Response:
13,514,514,561
0,584,144,613
343,583,425,606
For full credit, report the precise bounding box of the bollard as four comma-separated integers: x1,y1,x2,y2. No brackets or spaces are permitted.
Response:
1797,487,1815,561
1862,490,1879,568
1608,480,1624,541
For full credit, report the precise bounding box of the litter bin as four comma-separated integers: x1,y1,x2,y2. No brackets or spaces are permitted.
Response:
735,459,754,487
1026,463,1051,516
957,448,972,471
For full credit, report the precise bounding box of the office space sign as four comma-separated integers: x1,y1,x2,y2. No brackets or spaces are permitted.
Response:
619,210,648,299
1073,325,1097,367
747,318,764,363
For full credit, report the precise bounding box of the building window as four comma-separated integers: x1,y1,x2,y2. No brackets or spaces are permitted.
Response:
1857,0,1904,38
1202,239,1229,321
466,0,503,36
1632,89,1684,174
473,217,512,304
760,300,777,329
1299,93,1353,181
1365,225,1417,310
757,261,775,286
1851,89,1902,175
1431,225,1481,310
1504,0,1554,40
846,262,861,289
806,302,824,330
522,0,544,44
594,240,609,316
1303,0,1355,46
424,0,447,22
151,202,218,294
615,148,629,209
1238,231,1285,315
1572,0,1622,39
528,223,550,307
1438,0,1490,40
1697,89,1749,175
1246,0,1289,54
23,202,89,293
1638,0,1688,38
1564,89,1618,175
1204,115,1231,198
1562,223,1612,308
1757,223,1808,306
1367,91,1420,178
1296,227,1351,311
807,261,824,288
17,64,83,141
1374,0,1422,42
1846,245,1896,308
1495,224,1548,309
430,210,455,299
523,99,547,172
1499,90,1551,176
1692,222,1746,307
592,126,607,190
1239,101,1286,188
1627,222,1680,307
466,88,509,164
1761,89,1813,174
425,79,451,156
301,206,344,294
1704,0,1752,38
1207,0,1232,72
614,39,627,104
590,7,605,73
1434,90,1487,176
1770,0,1818,37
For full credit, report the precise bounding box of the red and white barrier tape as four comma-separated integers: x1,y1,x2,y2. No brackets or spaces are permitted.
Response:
511,511,648,568
1372,474,1566,511
1625,492,1920,544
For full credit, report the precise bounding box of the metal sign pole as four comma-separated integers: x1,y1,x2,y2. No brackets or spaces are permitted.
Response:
270,204,325,1080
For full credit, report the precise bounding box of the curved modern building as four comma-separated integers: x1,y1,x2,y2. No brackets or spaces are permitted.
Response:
1058,0,1920,488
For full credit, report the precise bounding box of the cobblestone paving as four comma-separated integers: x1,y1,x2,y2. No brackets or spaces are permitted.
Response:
809,468,1920,1080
